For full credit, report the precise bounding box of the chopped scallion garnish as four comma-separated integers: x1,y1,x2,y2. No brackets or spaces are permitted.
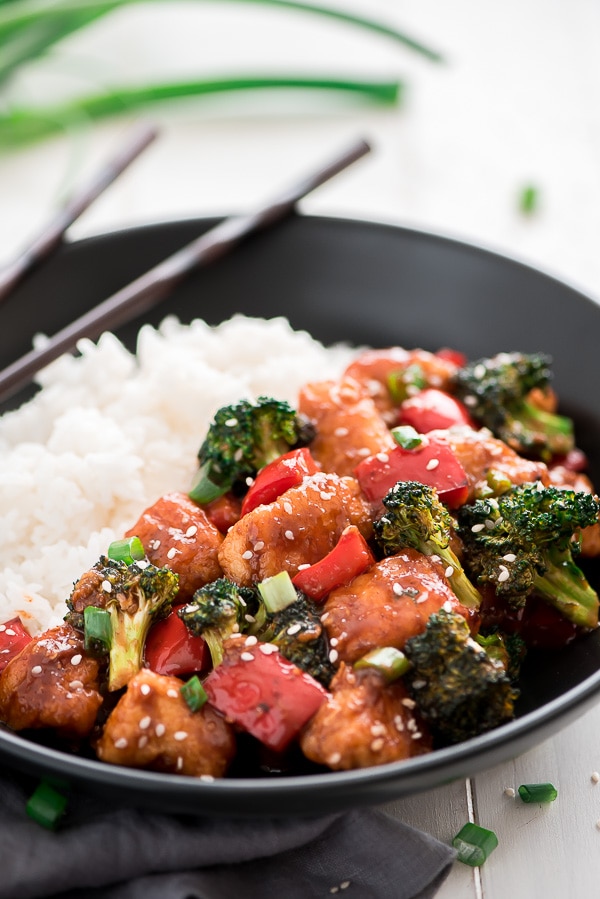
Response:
180,675,208,712
188,462,227,505
26,780,68,830
354,646,411,682
391,425,423,450
107,536,145,564
518,782,558,804
84,605,112,653
258,571,298,613
452,822,498,867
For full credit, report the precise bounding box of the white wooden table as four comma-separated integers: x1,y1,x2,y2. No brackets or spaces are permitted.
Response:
3,1,600,895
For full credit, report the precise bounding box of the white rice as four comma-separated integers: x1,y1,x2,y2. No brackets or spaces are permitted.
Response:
0,315,355,634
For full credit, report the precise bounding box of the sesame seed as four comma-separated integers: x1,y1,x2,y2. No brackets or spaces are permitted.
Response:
329,649,339,664
155,724,166,737
140,683,151,696
240,652,254,662
0,625,5,632
139,716,151,730
101,580,112,593
224,418,238,427
426,458,440,471
245,635,258,646
174,731,188,741
185,525,198,538
445,565,454,578
150,539,161,549
137,560,149,570
370,723,386,736
370,738,385,752
407,718,418,732
334,427,349,437
401,698,416,709
485,519,496,529
320,492,333,501
70,654,82,666
430,554,441,563
138,735,148,749
167,689,179,698
328,752,342,766
393,715,405,732
176,757,184,771
412,679,426,690
464,395,477,407
114,737,128,749
330,888,339,895
287,623,302,635
504,787,516,798
376,453,389,463
69,680,84,690
297,563,311,570
321,612,330,622
497,566,510,583
442,600,453,612
167,547,178,560
357,447,371,457
283,502,293,514
392,583,404,596
503,553,517,562
242,550,254,560
200,774,215,783
234,448,244,462
31,665,42,676
411,731,422,740
330,637,338,647
592,772,600,784
5,628,16,636
259,643,278,654
246,477,254,487
254,541,265,551
244,614,256,623
471,523,486,533
340,882,351,890
285,530,295,540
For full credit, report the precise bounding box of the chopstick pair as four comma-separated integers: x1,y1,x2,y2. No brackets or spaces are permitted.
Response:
0,136,371,406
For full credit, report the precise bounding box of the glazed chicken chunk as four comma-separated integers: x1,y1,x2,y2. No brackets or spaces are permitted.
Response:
0,624,102,738
300,662,431,770
125,491,223,599
219,472,373,586
96,668,236,777
322,549,472,664
298,377,395,476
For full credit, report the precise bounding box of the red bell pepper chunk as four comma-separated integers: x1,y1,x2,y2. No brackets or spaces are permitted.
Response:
0,617,32,673
202,492,242,534
292,525,375,601
144,606,210,677
241,447,319,516
398,388,475,433
435,347,467,368
355,439,469,509
203,640,328,752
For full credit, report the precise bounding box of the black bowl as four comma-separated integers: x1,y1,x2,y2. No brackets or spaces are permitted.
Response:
1,213,600,816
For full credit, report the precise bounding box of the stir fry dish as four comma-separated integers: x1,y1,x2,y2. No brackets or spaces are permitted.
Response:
1,346,599,779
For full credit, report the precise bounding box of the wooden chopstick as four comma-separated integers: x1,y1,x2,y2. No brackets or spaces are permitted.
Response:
0,137,371,406
0,121,159,305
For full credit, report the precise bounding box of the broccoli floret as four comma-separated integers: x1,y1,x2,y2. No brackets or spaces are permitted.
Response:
452,351,574,461
403,608,518,744
456,483,600,629
178,578,261,667
189,396,315,503
475,631,527,683
373,480,483,610
67,556,179,692
259,592,336,687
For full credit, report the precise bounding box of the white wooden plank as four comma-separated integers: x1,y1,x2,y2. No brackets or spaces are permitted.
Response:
382,778,477,898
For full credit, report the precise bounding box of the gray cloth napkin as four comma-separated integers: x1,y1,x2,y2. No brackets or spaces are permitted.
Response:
0,772,456,899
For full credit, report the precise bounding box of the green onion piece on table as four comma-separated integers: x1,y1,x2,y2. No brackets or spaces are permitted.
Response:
180,675,208,712
107,536,145,564
84,605,112,653
518,782,558,804
26,780,69,830
452,822,498,867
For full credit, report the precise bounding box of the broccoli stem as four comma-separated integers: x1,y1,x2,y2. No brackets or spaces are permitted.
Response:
533,553,599,629
201,628,226,668
108,607,153,691
518,399,574,456
428,544,482,611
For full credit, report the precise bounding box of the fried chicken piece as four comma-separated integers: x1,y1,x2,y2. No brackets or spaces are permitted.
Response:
0,624,102,738
298,377,395,476
125,492,223,599
343,347,460,423
300,662,431,770
96,668,236,777
429,425,550,501
218,472,373,586
322,549,471,664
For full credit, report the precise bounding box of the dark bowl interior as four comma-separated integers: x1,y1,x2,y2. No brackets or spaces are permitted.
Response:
1,213,600,816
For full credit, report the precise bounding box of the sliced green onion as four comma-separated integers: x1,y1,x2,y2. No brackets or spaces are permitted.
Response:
107,536,145,564
180,675,208,712
518,782,558,804
188,462,227,505
452,822,498,867
387,364,427,404
354,646,411,682
84,605,112,653
26,780,69,830
391,425,423,450
258,570,298,613
519,184,539,215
